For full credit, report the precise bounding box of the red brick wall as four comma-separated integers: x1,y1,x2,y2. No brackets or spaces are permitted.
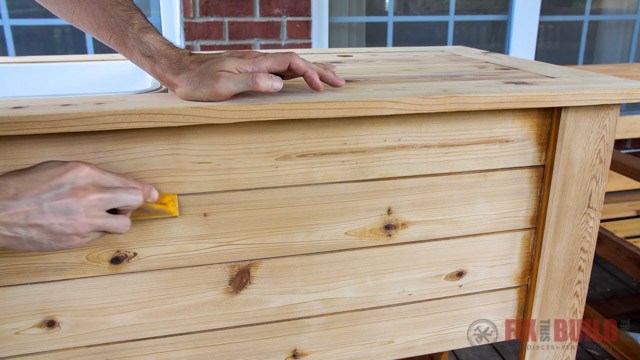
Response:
182,0,312,51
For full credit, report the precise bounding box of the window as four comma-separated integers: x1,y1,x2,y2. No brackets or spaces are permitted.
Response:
327,0,511,53
0,0,176,56
0,0,182,99
536,0,640,65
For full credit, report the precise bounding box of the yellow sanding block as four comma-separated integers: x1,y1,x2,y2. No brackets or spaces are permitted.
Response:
131,192,179,221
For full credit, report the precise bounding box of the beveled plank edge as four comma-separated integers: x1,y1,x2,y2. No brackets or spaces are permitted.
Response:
1,86,638,136
8,286,527,360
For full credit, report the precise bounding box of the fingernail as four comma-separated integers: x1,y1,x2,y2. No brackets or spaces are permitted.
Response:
272,76,283,91
150,188,159,202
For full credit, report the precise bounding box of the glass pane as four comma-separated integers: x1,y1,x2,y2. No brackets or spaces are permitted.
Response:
535,21,582,65
453,21,508,53
12,25,86,55
329,0,388,16
7,0,56,18
393,22,447,46
540,0,586,15
394,0,449,15
329,22,387,47
133,0,162,31
622,103,640,113
455,0,509,15
0,29,7,56
584,20,634,64
591,0,639,15
93,39,117,54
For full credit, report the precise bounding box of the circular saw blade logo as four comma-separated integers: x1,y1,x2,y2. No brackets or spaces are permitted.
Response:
467,319,499,345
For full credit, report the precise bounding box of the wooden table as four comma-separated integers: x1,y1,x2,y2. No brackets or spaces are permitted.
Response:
1,47,640,360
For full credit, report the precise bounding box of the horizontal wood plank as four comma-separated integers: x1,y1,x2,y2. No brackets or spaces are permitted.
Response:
0,168,542,286
611,150,640,183
0,231,531,356
0,109,550,195
606,170,640,192
617,115,640,140
602,190,640,220
12,287,525,360
2,47,640,136
601,218,640,238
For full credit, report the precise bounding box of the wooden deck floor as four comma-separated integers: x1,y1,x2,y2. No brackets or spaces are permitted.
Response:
445,255,640,359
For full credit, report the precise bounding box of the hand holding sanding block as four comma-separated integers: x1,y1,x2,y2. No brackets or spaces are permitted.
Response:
130,192,179,221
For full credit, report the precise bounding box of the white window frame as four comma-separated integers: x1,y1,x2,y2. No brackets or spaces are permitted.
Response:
0,0,183,56
312,0,541,61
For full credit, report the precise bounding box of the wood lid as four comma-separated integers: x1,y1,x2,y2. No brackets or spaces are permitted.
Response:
2,46,640,136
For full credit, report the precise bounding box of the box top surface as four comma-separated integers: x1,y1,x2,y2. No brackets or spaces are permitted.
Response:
2,46,640,136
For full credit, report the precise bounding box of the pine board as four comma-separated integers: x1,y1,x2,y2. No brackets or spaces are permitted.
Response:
2,47,640,136
601,218,640,238
11,287,526,360
0,109,551,195
0,231,532,357
0,168,542,287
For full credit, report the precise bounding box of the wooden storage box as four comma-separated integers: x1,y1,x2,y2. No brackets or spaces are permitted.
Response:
1,47,640,359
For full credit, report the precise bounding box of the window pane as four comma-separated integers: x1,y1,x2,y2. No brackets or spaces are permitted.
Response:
329,22,387,47
393,22,447,46
12,25,86,55
93,39,117,54
591,0,639,15
394,0,449,15
329,0,388,16
0,29,7,56
453,21,508,53
455,0,509,15
535,21,582,65
584,20,634,64
7,0,56,18
540,0,586,15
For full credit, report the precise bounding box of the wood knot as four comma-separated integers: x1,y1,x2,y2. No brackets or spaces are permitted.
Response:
109,250,138,266
336,54,353,57
15,318,61,335
228,264,253,294
286,349,308,359
444,269,467,282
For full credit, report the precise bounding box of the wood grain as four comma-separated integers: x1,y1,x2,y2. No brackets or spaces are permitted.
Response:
0,168,542,287
606,170,640,192
0,231,531,357
520,105,619,360
602,190,640,220
2,47,640,136
0,109,551,194
11,287,526,360
601,218,640,238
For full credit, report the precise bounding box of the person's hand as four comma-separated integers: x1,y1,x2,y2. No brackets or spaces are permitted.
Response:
164,50,346,101
0,161,158,252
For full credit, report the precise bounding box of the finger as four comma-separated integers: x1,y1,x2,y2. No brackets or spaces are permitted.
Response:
98,186,145,212
316,63,337,73
249,53,344,91
95,214,132,234
91,168,159,203
211,72,284,100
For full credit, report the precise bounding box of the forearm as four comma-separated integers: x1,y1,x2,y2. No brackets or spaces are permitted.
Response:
35,0,187,89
